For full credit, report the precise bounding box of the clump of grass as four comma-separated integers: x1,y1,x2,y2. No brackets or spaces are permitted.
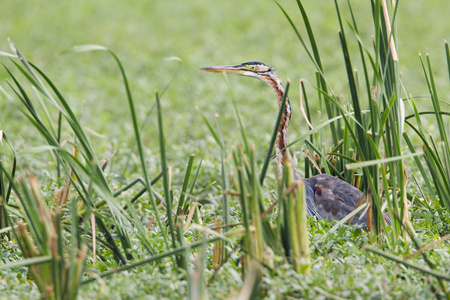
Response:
0,39,239,298
277,0,414,242
201,79,310,278
0,173,87,300
404,44,450,218
276,0,450,293
0,131,15,240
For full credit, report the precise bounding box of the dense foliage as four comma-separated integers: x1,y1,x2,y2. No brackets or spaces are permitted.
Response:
1,0,450,299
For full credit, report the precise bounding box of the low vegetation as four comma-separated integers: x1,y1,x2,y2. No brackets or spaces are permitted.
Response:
1,0,450,299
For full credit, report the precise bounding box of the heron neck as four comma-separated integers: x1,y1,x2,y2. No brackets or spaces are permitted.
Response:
262,74,292,173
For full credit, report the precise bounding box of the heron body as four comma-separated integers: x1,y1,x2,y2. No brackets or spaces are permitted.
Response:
304,174,367,225
200,61,386,226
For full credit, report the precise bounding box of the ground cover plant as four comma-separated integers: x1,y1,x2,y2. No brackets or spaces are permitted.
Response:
1,0,450,299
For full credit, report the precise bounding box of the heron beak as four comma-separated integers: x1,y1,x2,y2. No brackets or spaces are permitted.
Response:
199,65,246,76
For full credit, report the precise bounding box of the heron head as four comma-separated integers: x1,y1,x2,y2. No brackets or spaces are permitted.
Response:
199,61,274,80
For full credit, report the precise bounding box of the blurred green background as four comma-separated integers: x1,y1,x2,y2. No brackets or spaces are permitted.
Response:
1,0,450,168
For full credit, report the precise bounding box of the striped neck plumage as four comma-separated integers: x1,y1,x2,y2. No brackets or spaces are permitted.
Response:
259,73,292,174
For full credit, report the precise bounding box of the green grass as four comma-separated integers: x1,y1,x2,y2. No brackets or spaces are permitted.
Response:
1,0,449,151
1,0,450,299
